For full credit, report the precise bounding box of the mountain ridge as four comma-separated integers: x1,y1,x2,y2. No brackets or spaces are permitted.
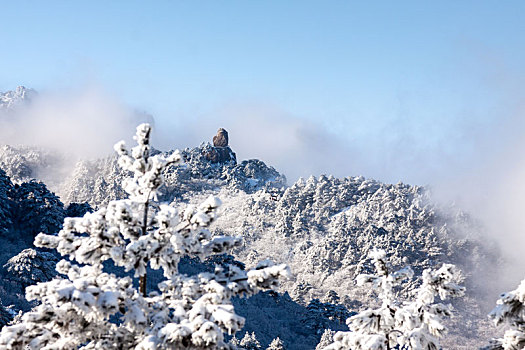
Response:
0,86,503,348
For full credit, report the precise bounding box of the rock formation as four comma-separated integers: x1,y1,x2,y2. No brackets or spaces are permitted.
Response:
205,128,237,164
213,128,229,147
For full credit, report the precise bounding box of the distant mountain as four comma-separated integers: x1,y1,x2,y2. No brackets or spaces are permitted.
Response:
0,87,502,348
0,86,36,110
0,141,499,348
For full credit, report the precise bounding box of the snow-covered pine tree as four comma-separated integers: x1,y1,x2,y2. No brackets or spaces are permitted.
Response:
315,330,335,350
0,123,290,349
266,337,285,350
3,248,58,291
65,202,93,218
0,146,34,182
239,331,262,350
228,335,241,348
323,248,465,350
10,180,65,241
483,278,525,350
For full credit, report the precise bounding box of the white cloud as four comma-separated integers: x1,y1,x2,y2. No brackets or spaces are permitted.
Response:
0,85,151,159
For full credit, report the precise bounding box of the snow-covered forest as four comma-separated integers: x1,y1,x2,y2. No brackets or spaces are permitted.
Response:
0,87,523,349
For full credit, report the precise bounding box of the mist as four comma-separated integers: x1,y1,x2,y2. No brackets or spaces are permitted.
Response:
0,85,151,159
430,102,525,292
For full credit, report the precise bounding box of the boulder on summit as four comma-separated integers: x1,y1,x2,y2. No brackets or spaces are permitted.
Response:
205,128,237,164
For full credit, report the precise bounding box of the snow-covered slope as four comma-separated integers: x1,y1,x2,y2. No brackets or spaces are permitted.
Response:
0,143,286,207
0,140,500,348
0,89,503,348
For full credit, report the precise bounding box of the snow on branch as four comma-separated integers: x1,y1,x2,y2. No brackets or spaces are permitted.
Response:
323,248,464,350
483,278,525,350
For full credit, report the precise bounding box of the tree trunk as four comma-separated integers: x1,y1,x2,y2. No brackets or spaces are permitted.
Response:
139,200,150,297
139,274,147,296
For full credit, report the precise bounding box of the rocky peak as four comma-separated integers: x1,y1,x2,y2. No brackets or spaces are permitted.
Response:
213,128,229,147
0,86,36,110
205,128,237,164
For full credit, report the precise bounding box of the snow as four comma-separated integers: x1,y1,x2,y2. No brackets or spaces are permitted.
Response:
323,249,465,350
0,86,35,110
484,278,525,349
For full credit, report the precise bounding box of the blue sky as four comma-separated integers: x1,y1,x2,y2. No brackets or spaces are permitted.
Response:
1,1,525,183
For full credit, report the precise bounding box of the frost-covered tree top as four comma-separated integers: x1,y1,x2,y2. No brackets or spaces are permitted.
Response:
3,248,58,289
323,248,465,350
315,330,336,350
239,331,262,349
483,278,525,350
0,123,290,349
0,168,66,244
10,180,65,240
266,337,285,350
